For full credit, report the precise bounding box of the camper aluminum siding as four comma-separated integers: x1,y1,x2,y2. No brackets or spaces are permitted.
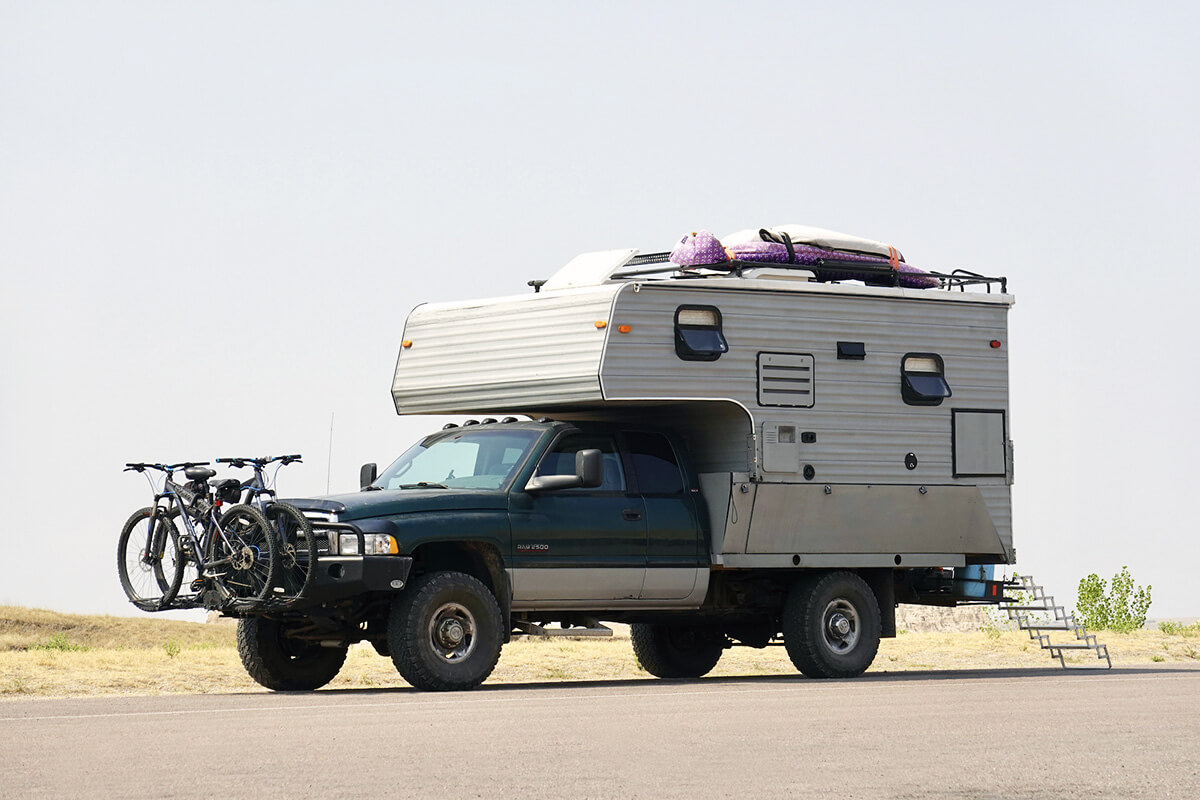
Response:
392,277,1014,568
392,285,618,413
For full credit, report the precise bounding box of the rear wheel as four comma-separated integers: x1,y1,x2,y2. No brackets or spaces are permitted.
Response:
117,507,184,611
782,571,881,678
264,502,316,604
631,624,725,679
388,571,503,691
209,504,278,611
236,617,347,691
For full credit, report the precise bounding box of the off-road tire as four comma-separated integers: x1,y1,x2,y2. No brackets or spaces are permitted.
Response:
782,571,881,678
117,507,184,611
264,501,316,604
388,571,503,691
236,616,347,691
631,623,725,679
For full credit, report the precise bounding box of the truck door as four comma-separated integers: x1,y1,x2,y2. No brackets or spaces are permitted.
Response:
508,432,647,602
625,431,706,600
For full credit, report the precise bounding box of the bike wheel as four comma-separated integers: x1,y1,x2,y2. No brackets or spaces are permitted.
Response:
117,507,184,611
265,502,316,605
209,504,278,610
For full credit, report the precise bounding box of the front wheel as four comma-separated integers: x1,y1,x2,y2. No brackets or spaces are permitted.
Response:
782,571,881,679
210,504,278,611
388,571,503,691
631,624,725,679
264,502,316,604
236,617,347,691
117,507,184,611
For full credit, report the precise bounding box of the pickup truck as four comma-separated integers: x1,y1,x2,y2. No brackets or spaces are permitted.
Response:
237,417,899,692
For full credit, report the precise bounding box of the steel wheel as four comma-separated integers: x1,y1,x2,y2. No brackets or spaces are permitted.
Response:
427,602,477,663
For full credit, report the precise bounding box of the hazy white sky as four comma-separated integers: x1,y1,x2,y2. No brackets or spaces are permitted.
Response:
2,2,1197,618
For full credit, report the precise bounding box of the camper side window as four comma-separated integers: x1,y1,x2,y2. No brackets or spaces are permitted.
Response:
674,305,728,361
901,353,952,406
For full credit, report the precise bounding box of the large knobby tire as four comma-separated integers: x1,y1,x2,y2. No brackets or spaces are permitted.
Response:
631,624,725,679
117,507,184,611
782,571,881,679
388,571,503,692
236,616,348,691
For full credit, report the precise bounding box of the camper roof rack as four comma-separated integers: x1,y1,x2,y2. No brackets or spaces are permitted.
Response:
612,254,1008,294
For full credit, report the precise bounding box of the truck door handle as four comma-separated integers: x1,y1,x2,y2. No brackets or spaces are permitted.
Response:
622,508,642,521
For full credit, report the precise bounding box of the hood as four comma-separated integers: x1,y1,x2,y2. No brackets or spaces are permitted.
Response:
283,488,509,521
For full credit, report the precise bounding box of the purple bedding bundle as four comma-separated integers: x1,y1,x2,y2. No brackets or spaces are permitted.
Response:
668,228,939,290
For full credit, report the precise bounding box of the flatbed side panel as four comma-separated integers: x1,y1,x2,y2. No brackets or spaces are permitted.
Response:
392,286,619,414
744,483,1005,557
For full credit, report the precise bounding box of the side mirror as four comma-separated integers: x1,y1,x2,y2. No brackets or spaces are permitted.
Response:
525,449,604,493
360,462,378,489
576,448,603,488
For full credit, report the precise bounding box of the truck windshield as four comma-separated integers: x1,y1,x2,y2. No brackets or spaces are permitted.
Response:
371,429,541,491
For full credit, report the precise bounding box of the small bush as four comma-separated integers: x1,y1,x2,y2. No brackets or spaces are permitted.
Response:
32,633,89,652
163,639,181,659
1158,620,1200,637
1075,566,1151,633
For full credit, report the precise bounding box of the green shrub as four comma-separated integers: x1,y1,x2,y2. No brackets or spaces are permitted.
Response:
1075,566,1152,633
32,633,89,652
163,639,181,659
1158,620,1200,637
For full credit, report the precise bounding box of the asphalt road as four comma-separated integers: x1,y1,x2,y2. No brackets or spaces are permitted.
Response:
3,666,1198,799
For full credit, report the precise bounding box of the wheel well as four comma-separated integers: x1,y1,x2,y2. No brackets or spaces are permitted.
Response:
409,541,511,640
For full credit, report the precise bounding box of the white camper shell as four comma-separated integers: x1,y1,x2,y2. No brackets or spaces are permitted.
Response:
392,248,1015,573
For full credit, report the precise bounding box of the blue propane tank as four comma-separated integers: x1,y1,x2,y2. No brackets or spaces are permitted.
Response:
954,564,995,598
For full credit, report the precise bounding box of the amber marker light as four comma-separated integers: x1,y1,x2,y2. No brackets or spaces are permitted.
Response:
617,325,632,334
402,340,413,348
594,321,607,329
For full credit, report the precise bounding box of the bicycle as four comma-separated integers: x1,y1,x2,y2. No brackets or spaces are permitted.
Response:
216,454,316,606
119,462,279,612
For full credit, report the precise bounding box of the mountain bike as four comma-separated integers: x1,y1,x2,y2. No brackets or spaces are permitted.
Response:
119,462,279,611
216,454,316,605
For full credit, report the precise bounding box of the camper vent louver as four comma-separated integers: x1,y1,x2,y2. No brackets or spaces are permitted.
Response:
758,352,815,407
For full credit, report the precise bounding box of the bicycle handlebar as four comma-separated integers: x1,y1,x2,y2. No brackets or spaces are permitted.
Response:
216,454,303,468
124,461,210,473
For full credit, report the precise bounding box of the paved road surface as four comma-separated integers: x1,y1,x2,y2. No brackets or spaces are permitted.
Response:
3,666,1198,799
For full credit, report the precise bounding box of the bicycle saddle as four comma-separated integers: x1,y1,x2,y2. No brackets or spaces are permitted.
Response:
185,466,217,481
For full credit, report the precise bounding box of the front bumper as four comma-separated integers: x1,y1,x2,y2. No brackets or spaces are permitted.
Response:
303,554,414,603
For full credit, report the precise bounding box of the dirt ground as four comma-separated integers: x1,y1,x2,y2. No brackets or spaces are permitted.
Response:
3,604,1197,699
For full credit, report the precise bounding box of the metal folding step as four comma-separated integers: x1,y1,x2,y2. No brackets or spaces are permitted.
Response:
999,574,1111,669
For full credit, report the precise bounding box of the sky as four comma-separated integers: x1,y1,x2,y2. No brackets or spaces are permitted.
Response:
2,1,1197,619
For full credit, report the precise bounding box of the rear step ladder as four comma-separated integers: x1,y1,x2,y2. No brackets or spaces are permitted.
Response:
1000,575,1111,669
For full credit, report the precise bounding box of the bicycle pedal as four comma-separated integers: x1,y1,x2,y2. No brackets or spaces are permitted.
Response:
190,578,205,592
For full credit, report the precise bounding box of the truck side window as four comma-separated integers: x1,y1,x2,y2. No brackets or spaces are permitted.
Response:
537,434,625,492
626,432,685,494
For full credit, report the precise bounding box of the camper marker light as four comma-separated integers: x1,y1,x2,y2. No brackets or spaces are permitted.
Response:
594,321,607,329
990,340,1002,349
617,325,631,334
402,340,413,348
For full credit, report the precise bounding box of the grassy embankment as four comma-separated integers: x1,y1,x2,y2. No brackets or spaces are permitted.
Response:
2,605,1197,699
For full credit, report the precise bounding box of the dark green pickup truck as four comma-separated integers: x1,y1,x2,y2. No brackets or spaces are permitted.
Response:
236,417,903,692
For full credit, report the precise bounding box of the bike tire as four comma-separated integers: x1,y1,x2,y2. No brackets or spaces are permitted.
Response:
117,507,184,611
208,503,278,611
264,501,317,605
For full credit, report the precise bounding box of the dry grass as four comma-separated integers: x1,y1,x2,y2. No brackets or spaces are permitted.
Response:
2,605,1196,700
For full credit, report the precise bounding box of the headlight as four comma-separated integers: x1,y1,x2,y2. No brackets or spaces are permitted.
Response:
338,533,398,555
